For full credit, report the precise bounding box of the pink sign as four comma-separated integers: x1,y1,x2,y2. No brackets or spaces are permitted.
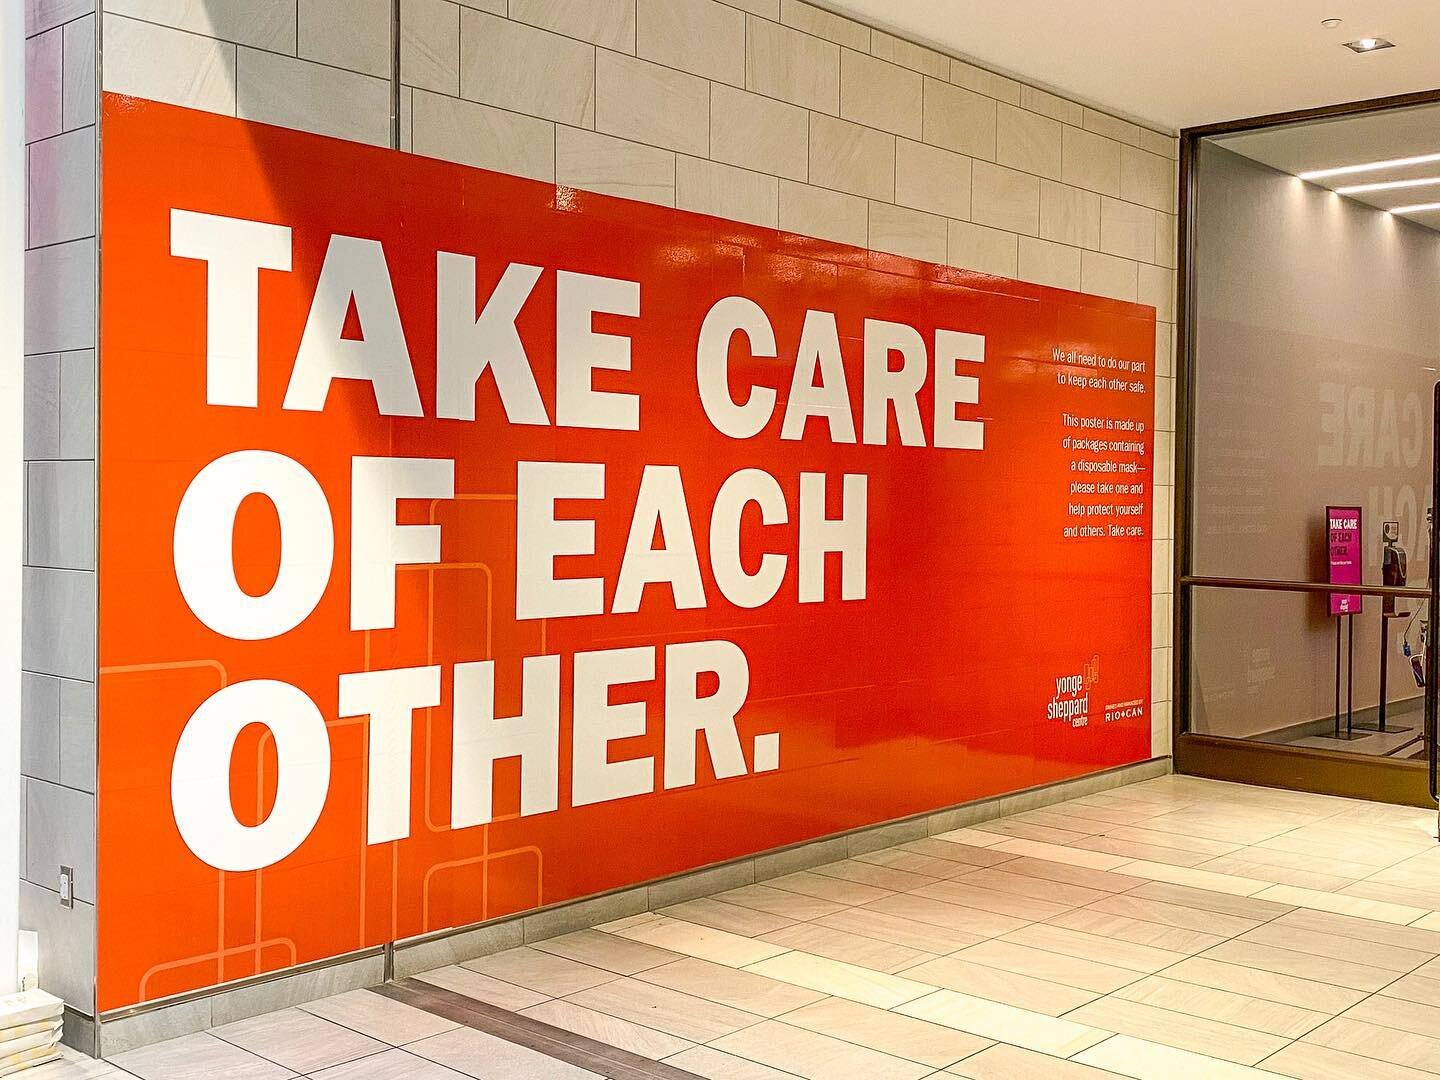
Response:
1327,505,1363,616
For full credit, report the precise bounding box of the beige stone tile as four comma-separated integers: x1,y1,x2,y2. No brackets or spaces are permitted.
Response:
299,0,391,79
760,921,932,973
660,896,796,937
899,954,1099,1016
637,956,825,1016
989,837,1132,872
997,104,1062,180
299,989,458,1046
923,78,997,160
715,1019,930,1080
401,0,459,94
1128,880,1291,921
1062,126,1122,197
907,838,1019,868
894,139,972,220
970,161,1039,235
870,31,948,79
556,127,674,206
841,49,922,140
1114,975,1328,1039
999,857,1147,895
1260,1040,1437,1080
1154,212,1176,268
1197,856,1362,895
1200,940,1395,993
676,157,778,228
530,929,682,976
1115,861,1272,897
747,950,935,1008
1083,109,1140,147
463,947,617,997
1163,957,1365,1014
1021,85,1082,125
1099,197,1155,262
946,1042,1126,1078
746,17,839,113
1252,884,1428,926
565,976,763,1042
780,0,869,49
932,828,1011,848
636,0,742,84
237,48,390,146
716,884,843,922
811,859,940,893
411,91,554,181
509,0,634,51
1071,840,1203,875
1380,971,1440,1008
1238,922,1432,973
412,964,549,1010
664,1045,803,1080
595,49,707,155
785,997,989,1068
1066,997,1288,1065
947,220,1018,278
868,202,947,264
460,9,594,125
1049,909,1224,955
105,0,294,50
103,13,237,115
955,938,1138,995
1040,181,1101,250
1137,262,1175,321
1102,826,1239,857
862,848,976,878
1007,923,1185,974
616,915,789,967
768,870,892,906
1121,145,1174,212
899,989,1111,1057
212,1008,385,1073
1304,1016,1440,1073
709,83,807,181
1080,250,1138,301
894,883,1057,927
523,999,691,1059
1074,1033,1291,1079
809,112,895,201
961,867,1111,908
815,907,986,954
778,180,868,247
1344,994,1440,1038
948,58,1021,105
1018,237,1080,291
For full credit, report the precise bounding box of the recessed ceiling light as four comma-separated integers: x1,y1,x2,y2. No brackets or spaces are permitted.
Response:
1300,152,1440,180
1335,176,1440,195
1343,37,1395,52
1321,17,1343,28
1391,201,1440,215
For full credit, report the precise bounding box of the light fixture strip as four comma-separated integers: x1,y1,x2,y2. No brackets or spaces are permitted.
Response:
1391,201,1440,215
1335,176,1440,195
1299,151,1440,181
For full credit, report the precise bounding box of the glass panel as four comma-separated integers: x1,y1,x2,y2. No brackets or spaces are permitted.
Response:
1190,111,1440,585
1190,585,1427,760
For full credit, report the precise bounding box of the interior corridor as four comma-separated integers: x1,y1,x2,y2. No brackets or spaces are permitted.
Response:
35,774,1440,1079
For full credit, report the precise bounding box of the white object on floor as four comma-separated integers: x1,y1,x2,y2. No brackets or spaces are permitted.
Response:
0,991,63,1074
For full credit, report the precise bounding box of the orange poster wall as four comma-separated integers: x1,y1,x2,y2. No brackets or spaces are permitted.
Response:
98,96,1156,1011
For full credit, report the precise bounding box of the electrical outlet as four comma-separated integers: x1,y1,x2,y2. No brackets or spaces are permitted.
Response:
59,867,73,909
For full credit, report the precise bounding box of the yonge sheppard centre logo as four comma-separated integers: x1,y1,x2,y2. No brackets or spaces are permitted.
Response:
1047,656,1101,727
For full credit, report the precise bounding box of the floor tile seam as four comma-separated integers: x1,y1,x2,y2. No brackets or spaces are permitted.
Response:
1231,925,1440,977
1260,1010,1440,1077
204,1021,388,1078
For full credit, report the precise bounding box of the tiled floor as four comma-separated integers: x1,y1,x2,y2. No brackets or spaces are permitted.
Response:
37,774,1440,1078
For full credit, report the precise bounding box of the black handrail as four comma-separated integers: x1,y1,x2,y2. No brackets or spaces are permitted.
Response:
1181,576,1431,599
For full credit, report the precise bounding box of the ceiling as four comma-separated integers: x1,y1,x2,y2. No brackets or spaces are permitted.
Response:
1216,101,1440,230
822,0,1440,131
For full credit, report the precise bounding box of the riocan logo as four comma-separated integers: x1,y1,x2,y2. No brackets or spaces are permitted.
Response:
1047,656,1098,727
1104,701,1146,722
